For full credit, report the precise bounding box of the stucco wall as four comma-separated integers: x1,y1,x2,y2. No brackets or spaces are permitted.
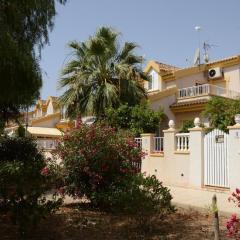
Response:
141,131,190,187
32,115,60,128
224,65,240,91
150,94,176,122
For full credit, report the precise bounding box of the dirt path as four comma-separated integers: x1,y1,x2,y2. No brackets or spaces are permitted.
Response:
0,204,230,240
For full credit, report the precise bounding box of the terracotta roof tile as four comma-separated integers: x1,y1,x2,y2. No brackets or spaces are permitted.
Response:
170,99,209,108
155,61,181,72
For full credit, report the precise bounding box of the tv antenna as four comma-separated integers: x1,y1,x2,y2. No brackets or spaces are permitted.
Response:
193,26,202,66
203,41,218,63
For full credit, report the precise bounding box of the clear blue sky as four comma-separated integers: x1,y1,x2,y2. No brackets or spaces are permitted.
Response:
40,0,240,99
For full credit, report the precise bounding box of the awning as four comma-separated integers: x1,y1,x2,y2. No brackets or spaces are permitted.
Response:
27,127,63,137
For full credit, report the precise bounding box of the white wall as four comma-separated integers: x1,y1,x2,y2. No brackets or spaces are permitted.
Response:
145,69,159,91
47,102,54,115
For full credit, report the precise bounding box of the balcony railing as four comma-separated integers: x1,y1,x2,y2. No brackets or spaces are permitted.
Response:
37,139,58,150
176,133,190,151
154,137,164,152
178,84,240,100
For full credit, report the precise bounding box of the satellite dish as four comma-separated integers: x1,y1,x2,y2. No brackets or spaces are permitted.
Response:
193,48,200,66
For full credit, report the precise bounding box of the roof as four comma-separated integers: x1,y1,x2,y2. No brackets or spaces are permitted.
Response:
144,60,181,74
27,127,63,137
170,99,209,108
154,61,181,72
162,55,240,81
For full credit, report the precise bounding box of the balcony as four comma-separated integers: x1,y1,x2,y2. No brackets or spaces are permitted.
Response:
177,84,240,101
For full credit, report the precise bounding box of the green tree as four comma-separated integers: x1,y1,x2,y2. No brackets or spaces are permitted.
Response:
179,120,194,133
105,103,165,136
0,0,67,122
203,96,240,132
59,26,148,118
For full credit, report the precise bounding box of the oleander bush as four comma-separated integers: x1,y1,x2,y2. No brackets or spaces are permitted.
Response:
0,136,62,235
226,188,240,239
56,123,143,207
56,123,174,228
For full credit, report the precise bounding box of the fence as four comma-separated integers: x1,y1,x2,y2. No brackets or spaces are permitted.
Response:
37,139,58,150
178,84,240,100
175,133,190,151
153,137,164,152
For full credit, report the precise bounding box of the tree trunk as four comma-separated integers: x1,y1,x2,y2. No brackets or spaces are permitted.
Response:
212,194,220,240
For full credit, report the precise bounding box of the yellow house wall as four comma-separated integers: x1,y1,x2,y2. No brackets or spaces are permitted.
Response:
150,94,176,122
31,115,60,128
224,65,240,91
174,111,202,129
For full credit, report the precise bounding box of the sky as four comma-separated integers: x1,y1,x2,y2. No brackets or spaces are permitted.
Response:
40,0,240,99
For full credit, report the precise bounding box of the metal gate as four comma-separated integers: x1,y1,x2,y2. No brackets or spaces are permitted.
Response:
204,129,229,188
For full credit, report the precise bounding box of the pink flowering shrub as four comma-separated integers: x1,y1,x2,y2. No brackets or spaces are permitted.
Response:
226,188,240,239
0,137,62,236
56,123,144,207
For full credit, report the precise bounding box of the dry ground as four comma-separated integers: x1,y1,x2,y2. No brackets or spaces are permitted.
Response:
0,203,230,240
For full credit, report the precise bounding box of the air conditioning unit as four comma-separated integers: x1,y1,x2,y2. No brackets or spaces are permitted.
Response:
208,67,222,79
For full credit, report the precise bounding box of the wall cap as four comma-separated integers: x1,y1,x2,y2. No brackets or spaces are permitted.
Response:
140,133,155,137
227,124,240,129
163,129,177,133
188,127,205,131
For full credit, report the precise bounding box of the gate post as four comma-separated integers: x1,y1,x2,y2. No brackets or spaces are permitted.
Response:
189,120,205,188
228,120,240,191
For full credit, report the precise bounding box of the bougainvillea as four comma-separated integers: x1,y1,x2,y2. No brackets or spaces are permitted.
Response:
55,123,144,206
226,188,240,239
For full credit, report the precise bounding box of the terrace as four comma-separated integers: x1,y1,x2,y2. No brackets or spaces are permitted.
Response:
177,84,240,102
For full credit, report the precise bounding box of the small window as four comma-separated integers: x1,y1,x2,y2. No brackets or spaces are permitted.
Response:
148,75,153,90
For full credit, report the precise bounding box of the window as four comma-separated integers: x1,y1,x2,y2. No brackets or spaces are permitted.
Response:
148,75,153,90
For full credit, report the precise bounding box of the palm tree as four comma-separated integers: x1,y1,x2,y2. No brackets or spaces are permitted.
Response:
59,26,147,119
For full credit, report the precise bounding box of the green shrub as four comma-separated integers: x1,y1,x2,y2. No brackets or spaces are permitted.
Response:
96,174,175,230
56,123,143,207
0,136,62,235
105,103,165,136
179,120,195,133
203,96,240,132
16,124,26,137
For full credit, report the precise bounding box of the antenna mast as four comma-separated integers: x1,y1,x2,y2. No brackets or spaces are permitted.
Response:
193,26,202,65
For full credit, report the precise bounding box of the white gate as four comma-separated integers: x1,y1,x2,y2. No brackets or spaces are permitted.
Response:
204,129,229,188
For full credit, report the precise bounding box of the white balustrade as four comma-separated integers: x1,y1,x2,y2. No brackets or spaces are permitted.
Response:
175,133,190,151
154,137,164,152
134,138,142,149
178,84,240,100
37,139,58,150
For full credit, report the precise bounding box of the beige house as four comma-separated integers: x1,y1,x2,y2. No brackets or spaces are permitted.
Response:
144,55,240,129
5,96,74,151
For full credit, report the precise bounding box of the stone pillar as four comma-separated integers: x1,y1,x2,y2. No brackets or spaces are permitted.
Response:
228,118,240,191
140,133,155,154
163,125,177,154
140,133,155,174
188,118,205,188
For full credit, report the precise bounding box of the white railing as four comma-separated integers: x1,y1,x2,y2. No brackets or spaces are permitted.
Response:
37,139,58,150
178,84,240,100
134,138,142,149
154,137,164,152
176,133,190,151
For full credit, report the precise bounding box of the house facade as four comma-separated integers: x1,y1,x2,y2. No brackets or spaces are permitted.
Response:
144,55,240,129
5,96,74,152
